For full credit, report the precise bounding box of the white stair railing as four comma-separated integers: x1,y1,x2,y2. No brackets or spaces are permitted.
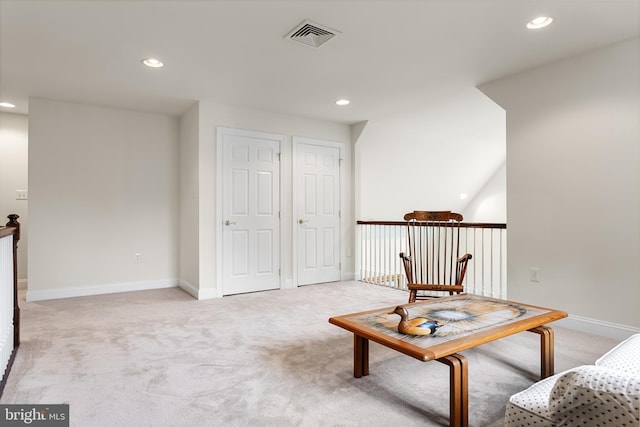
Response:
0,234,14,385
357,220,507,299
0,215,20,396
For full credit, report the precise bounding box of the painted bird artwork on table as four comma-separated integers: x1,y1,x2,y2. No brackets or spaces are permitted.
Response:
388,305,441,336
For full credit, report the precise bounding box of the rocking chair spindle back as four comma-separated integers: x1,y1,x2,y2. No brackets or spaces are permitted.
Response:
399,211,472,303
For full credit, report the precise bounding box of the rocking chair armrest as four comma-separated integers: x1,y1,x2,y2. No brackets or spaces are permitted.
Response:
457,253,472,263
455,253,472,286
399,252,410,261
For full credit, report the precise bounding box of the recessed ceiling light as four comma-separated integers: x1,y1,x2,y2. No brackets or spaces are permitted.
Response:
142,58,164,68
527,16,553,29
0,102,16,108
335,99,350,106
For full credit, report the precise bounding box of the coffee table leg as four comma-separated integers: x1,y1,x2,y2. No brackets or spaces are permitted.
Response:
438,353,468,427
354,334,369,378
529,326,554,379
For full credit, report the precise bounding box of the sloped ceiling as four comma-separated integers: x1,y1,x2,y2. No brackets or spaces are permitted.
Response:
1,1,638,123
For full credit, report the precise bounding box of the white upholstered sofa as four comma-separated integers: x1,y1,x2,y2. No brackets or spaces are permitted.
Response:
504,333,640,427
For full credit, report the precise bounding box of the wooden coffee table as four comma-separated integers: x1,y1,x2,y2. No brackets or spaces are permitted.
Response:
329,294,567,427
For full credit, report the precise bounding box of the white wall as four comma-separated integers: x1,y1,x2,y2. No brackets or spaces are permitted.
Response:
28,98,179,300
0,112,28,280
354,88,506,221
480,38,640,330
179,101,352,297
462,161,506,223
178,103,200,296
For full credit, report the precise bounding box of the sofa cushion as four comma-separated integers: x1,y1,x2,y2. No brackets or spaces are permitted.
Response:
547,365,640,426
596,333,640,376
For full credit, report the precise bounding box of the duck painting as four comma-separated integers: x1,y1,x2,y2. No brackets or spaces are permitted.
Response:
388,305,441,336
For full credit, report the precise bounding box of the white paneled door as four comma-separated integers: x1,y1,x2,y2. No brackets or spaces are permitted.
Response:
221,130,281,296
295,139,341,285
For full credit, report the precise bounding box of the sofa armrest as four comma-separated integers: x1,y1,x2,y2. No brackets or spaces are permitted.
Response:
548,365,640,426
596,333,640,376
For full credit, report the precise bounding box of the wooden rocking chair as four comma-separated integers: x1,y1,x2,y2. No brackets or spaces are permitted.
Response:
399,211,472,303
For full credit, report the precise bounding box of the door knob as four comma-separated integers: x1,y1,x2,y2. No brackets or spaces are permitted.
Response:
298,219,307,224
224,220,236,226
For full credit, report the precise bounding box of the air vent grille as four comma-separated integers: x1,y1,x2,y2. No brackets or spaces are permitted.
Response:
285,20,339,48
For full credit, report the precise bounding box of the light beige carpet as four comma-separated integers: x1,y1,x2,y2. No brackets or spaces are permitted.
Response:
1,281,621,427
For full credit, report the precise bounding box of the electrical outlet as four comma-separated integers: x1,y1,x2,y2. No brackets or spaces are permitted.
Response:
530,267,541,283
16,190,28,200
135,253,143,263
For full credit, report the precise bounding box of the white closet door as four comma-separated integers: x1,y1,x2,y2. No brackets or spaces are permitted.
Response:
295,140,341,285
221,131,280,295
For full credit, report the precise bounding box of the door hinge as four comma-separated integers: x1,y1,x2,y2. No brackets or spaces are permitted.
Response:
278,153,281,161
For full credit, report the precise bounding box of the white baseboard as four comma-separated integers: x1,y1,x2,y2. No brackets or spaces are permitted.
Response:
282,279,294,290
556,315,639,341
196,287,219,300
178,280,219,300
177,280,198,299
26,279,179,302
342,271,356,281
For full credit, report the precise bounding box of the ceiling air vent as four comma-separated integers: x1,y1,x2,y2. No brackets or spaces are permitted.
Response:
285,20,340,48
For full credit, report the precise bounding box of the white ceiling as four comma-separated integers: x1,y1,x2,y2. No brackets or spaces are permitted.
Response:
1,0,638,123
